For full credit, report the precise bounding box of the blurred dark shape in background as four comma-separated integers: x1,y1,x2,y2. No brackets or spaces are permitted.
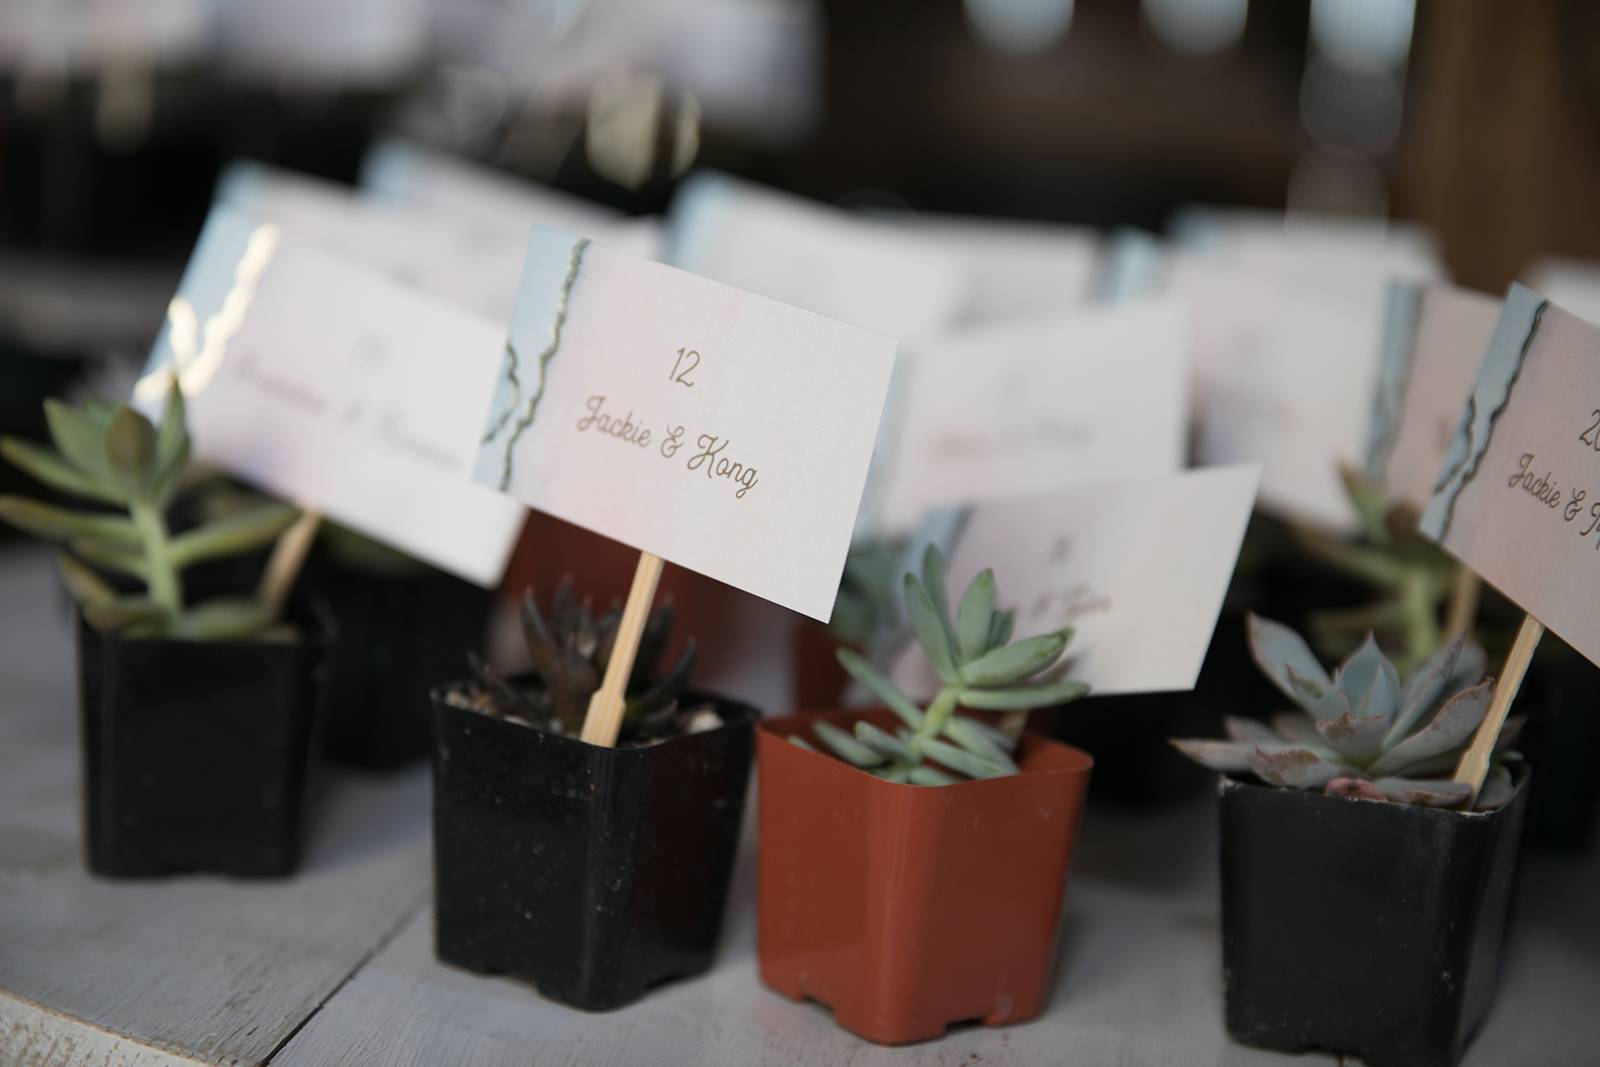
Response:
0,0,1596,443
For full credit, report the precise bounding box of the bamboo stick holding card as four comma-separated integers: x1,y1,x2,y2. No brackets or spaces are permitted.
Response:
1453,614,1542,802
258,511,322,617
1444,566,1481,638
580,551,666,747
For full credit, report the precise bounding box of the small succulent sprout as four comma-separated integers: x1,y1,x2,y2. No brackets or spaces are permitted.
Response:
0,384,300,639
1171,614,1520,810
471,578,696,738
798,545,1088,785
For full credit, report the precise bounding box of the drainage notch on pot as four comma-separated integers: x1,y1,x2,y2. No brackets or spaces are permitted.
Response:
430,686,757,1012
1219,771,1531,1067
77,602,333,879
755,709,1093,1046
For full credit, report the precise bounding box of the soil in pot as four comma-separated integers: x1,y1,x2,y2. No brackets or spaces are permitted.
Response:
77,602,333,878
431,680,757,1011
756,709,1093,1045
1219,771,1531,1067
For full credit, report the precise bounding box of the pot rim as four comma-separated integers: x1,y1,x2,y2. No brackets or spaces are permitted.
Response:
1216,764,1531,822
75,595,337,652
760,707,1093,789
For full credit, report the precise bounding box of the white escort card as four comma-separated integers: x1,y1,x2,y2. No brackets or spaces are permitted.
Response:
218,161,527,322
893,212,1100,326
1422,285,1600,669
667,172,967,342
133,205,525,587
474,227,896,622
892,465,1261,697
1172,255,1382,531
1365,282,1500,513
361,138,663,261
869,299,1188,534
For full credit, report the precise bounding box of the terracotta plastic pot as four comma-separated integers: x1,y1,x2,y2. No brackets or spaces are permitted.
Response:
432,685,758,1011
307,555,491,769
1219,771,1530,1067
77,604,332,878
756,709,1093,1045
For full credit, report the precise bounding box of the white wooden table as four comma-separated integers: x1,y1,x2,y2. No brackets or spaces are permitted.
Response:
1,545,1596,1066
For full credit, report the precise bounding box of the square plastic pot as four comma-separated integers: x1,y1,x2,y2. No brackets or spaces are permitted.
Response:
309,557,491,768
431,687,758,1011
77,605,332,878
756,709,1094,1045
1219,772,1530,1067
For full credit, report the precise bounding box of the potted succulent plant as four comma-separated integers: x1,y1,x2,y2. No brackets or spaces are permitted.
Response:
1172,614,1529,1067
430,581,758,1011
758,548,1094,1045
0,385,329,877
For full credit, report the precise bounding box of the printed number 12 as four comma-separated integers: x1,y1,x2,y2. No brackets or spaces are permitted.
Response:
671,347,699,388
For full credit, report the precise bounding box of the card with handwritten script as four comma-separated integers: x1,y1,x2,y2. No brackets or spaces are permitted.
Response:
1173,256,1382,531
361,138,662,261
474,227,896,621
1421,285,1600,668
868,299,1188,535
891,465,1261,697
1364,282,1501,513
668,172,967,342
133,205,525,586
219,161,527,322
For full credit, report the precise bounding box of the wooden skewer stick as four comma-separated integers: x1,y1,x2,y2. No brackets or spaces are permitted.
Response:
258,510,322,617
580,551,666,748
1453,613,1543,803
1444,565,1482,638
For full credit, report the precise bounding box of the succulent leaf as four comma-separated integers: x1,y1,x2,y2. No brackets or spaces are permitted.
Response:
855,720,914,763
1249,613,1350,721
943,716,1018,774
955,568,997,663
960,628,1069,686
151,383,190,502
959,680,1089,710
1223,716,1280,744
988,609,1015,652
904,571,960,685
1313,711,1391,764
786,735,817,752
44,398,116,485
0,497,140,547
0,437,123,504
68,536,148,579
105,408,160,500
837,648,925,732
908,765,958,786
1246,746,1343,789
171,598,278,639
1334,633,1385,706
919,543,957,652
1368,678,1494,776
1371,777,1473,807
168,503,301,567
83,597,168,631
1353,654,1401,726
1389,634,1466,743
1325,776,1387,801
56,553,116,607
814,720,879,767
921,736,1007,779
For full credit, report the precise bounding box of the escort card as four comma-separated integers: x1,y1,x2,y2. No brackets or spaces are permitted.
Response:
1173,255,1381,531
361,138,662,261
132,205,525,587
1365,282,1500,513
869,300,1188,534
474,227,896,621
667,172,967,342
219,161,526,321
1421,285,1600,668
891,465,1261,697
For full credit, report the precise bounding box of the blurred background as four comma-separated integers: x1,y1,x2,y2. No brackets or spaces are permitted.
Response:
5,0,1600,393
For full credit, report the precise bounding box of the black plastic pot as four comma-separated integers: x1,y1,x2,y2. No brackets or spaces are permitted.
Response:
1219,772,1530,1067
309,557,491,769
431,687,758,1011
77,605,332,878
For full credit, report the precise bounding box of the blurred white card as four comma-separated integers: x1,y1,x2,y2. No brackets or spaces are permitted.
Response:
1525,257,1600,328
219,161,527,322
668,172,966,342
1174,256,1381,531
894,212,1099,326
133,205,524,587
871,300,1188,534
892,465,1260,697
1366,282,1500,513
361,138,663,261
475,228,896,622
1422,286,1600,670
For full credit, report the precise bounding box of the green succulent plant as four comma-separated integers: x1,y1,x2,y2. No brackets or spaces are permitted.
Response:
827,538,904,650
469,579,696,739
1171,614,1519,809
0,385,300,638
1292,465,1459,674
793,546,1090,785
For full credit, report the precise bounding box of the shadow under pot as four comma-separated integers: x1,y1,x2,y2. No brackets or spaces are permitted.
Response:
77,605,332,878
308,556,492,769
755,709,1094,1046
430,685,758,1011
1219,772,1531,1067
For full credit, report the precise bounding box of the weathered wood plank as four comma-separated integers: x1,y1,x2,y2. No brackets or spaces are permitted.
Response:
0,547,433,1067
